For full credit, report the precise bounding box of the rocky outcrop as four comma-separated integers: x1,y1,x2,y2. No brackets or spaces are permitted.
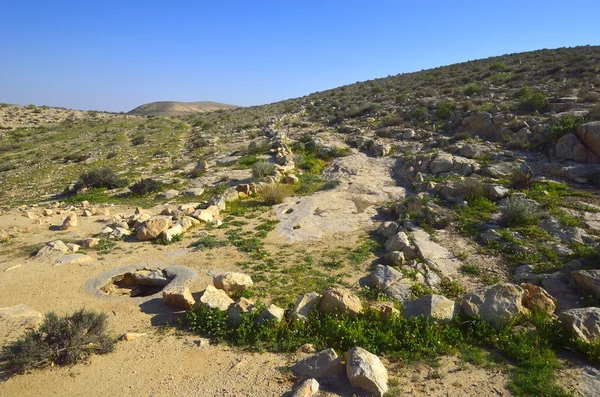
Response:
559,307,600,342
578,121,600,158
571,270,600,300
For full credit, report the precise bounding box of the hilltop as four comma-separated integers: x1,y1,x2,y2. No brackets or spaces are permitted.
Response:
128,101,239,116
1,46,600,396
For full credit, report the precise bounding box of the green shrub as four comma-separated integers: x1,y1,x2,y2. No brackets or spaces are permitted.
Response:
436,101,454,119
78,167,126,190
295,153,326,174
189,235,228,250
237,155,260,169
412,106,428,120
259,183,293,205
0,310,114,376
515,87,549,112
464,83,482,96
547,115,584,142
252,161,275,179
499,196,543,227
129,178,165,196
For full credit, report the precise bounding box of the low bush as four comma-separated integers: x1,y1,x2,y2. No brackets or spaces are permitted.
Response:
252,161,275,180
546,115,584,142
499,196,543,227
77,167,126,190
0,310,114,376
515,86,549,112
259,183,293,205
129,178,165,196
464,83,482,96
436,101,454,119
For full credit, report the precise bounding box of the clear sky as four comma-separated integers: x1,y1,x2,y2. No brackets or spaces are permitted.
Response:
1,0,598,112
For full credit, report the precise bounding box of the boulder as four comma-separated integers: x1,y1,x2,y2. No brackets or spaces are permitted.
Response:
578,121,600,158
36,240,69,256
291,348,345,378
384,231,410,252
290,378,319,397
136,217,170,241
411,229,462,278
161,224,183,242
290,292,321,322
60,214,78,230
199,285,234,311
318,287,362,316
79,237,99,248
345,347,388,397
462,283,529,329
571,270,600,300
404,294,459,323
158,189,180,199
485,184,509,199
190,209,214,223
213,272,253,295
370,265,404,291
0,304,43,329
255,304,285,324
377,221,399,238
383,251,405,266
227,298,255,324
162,285,195,309
520,283,557,316
559,307,600,343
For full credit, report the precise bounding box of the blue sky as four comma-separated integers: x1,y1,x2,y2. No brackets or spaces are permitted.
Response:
1,1,598,112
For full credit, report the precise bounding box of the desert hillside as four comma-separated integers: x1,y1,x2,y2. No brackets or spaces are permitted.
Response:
128,101,239,116
1,46,600,397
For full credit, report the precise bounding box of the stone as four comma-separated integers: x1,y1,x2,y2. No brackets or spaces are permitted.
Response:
136,217,170,241
559,307,600,342
159,189,180,199
318,287,362,316
370,265,404,291
290,378,319,397
285,174,300,184
184,187,204,197
430,152,455,175
377,221,399,238
121,332,146,341
383,251,405,266
0,304,43,329
486,184,509,199
82,209,94,217
199,285,234,311
36,240,69,256
481,229,501,243
404,294,459,323
291,349,345,378
296,343,317,354
55,254,94,266
345,347,388,397
80,238,99,248
461,283,529,329
383,279,412,303
213,272,254,295
384,231,410,252
520,283,557,316
162,285,195,309
255,304,285,324
178,216,198,232
578,121,600,158
571,270,600,300
290,291,320,322
227,298,255,324
111,227,131,240
0,229,9,242
411,229,462,277
60,214,78,230
42,209,53,216
161,224,184,242
66,243,80,252
367,301,399,318
190,209,214,223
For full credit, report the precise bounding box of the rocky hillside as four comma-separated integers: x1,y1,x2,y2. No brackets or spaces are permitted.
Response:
128,101,238,116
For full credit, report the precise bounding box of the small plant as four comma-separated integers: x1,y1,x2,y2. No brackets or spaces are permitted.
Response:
77,167,126,190
259,183,293,205
131,135,146,145
153,233,183,245
510,167,534,190
546,115,584,143
499,196,543,227
129,178,164,196
189,235,228,250
464,83,482,96
436,101,454,119
252,161,276,180
516,87,549,112
0,310,114,376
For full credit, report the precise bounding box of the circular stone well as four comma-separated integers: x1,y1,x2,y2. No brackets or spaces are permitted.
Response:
84,264,198,302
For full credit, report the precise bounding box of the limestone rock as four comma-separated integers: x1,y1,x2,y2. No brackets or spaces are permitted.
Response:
290,291,320,322
60,214,78,230
0,304,43,329
404,294,459,323
190,209,214,223
370,265,404,291
121,332,146,341
159,189,180,199
55,254,94,266
0,229,9,242
80,238,99,248
291,348,344,378
161,224,184,242
367,301,399,318
578,121,600,158
184,187,205,197
136,217,170,241
36,240,69,256
227,298,255,324
199,285,234,311
290,378,319,397
384,231,409,252
163,285,195,309
255,304,285,324
559,307,600,343
319,287,362,316
461,283,528,329
345,347,388,397
411,229,462,278
377,221,399,238
520,283,557,316
213,272,253,296
571,270,600,300
66,243,80,252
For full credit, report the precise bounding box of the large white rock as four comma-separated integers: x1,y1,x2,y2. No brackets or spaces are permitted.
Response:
199,285,234,311
384,231,409,252
411,229,462,278
345,347,388,396
462,283,528,329
318,287,362,316
290,378,319,397
213,272,253,295
403,294,458,323
36,240,69,256
136,217,170,241
559,307,600,343
291,348,344,378
289,292,320,321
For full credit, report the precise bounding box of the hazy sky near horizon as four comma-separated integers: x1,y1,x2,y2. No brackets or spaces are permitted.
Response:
1,1,599,112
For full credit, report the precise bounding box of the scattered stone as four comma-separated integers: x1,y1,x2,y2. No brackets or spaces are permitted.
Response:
184,187,205,197
384,231,409,252
289,291,321,322
121,332,146,341
161,224,183,242
36,240,69,256
199,285,234,311
383,251,405,266
291,348,345,378
377,221,399,238
462,283,529,329
66,243,80,252
227,298,255,324
60,214,78,230
82,209,94,217
55,254,94,266
520,283,557,316
213,272,254,295
80,237,99,248
159,189,180,199
162,285,195,309
190,209,214,223
285,174,300,184
411,229,462,278
370,265,404,291
345,347,388,397
404,294,459,323
571,270,600,300
290,378,319,397
559,307,600,343
0,304,42,329
367,301,399,318
319,287,362,316
42,209,53,216
255,304,285,324
136,217,170,241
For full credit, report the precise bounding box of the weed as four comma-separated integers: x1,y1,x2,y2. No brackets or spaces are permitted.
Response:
252,161,275,179
129,178,165,196
189,235,228,250
259,183,293,205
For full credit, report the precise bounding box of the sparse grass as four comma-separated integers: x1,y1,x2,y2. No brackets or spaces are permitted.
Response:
258,183,293,205
188,235,228,250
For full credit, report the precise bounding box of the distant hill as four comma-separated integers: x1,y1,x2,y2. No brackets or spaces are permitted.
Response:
128,101,239,116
